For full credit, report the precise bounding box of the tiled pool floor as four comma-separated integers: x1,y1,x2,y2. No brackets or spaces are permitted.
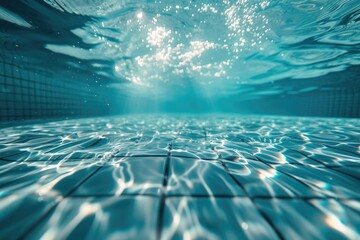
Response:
0,116,359,239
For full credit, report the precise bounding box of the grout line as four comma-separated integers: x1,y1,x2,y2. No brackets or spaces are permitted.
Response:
205,128,286,240
250,152,329,199
16,148,121,240
289,149,330,167
70,193,160,198
16,166,103,240
252,148,360,193
156,142,172,240
1,122,359,240
330,167,360,181
1,156,359,168
241,141,340,197
10,192,359,200
322,144,360,157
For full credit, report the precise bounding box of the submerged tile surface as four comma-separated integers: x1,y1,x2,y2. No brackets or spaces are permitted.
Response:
0,115,359,239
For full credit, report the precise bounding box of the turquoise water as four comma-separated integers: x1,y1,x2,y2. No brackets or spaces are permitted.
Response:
1,1,360,240
1,0,360,116
0,115,359,239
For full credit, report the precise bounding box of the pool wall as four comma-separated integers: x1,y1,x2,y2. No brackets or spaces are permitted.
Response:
0,55,111,121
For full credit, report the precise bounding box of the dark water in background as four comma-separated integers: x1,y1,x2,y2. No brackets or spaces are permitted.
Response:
0,0,360,118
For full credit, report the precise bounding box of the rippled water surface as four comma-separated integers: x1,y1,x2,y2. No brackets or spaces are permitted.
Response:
1,0,360,101
0,115,359,239
1,0,360,238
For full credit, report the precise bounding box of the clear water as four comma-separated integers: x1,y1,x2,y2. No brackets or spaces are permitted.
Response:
1,0,360,115
0,115,360,239
0,1,360,240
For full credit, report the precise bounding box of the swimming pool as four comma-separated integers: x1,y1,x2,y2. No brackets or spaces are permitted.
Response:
0,0,359,239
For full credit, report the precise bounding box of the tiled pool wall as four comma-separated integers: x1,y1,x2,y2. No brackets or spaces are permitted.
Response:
0,55,111,122
242,89,360,118
236,66,360,118
1,44,360,120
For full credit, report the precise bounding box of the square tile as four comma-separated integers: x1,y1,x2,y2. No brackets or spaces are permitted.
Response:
162,197,279,239
73,157,166,196
0,193,59,240
275,165,360,198
166,157,244,196
255,199,360,240
0,162,99,198
226,160,322,197
26,196,159,240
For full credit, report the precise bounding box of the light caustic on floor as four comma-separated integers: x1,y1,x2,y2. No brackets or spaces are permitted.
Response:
0,116,359,239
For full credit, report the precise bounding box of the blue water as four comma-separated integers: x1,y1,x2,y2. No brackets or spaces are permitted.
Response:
1,1,360,240
1,0,360,116
0,115,360,239
0,115,359,239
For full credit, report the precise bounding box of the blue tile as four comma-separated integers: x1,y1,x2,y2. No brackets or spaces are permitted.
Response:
275,164,360,198
73,157,166,196
167,157,244,196
26,196,159,240
162,197,279,239
255,199,360,240
226,160,322,197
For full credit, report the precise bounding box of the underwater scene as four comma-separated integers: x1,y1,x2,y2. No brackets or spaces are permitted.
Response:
0,0,360,239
